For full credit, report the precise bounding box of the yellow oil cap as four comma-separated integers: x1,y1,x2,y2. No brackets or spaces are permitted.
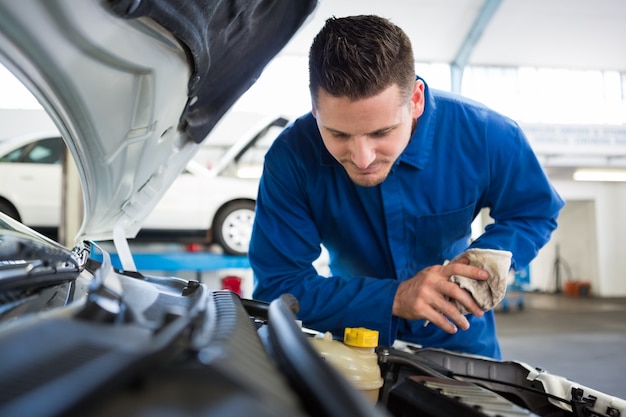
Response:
344,327,379,348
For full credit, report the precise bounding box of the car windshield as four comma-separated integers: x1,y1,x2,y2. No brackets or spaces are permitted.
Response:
0,137,63,164
194,116,289,179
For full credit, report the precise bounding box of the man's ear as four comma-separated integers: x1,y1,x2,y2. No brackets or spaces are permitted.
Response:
411,80,426,119
311,104,317,118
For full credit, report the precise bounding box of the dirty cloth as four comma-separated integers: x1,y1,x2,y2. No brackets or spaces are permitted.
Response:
449,248,513,313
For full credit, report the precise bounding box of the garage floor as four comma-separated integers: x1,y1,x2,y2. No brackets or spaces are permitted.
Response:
495,291,626,399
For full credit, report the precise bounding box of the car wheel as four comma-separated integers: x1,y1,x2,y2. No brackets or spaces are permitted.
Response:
0,200,20,222
213,200,255,256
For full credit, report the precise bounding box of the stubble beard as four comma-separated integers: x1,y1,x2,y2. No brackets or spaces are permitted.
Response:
344,162,393,187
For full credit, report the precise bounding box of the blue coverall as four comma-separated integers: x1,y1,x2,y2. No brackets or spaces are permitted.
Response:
249,79,564,359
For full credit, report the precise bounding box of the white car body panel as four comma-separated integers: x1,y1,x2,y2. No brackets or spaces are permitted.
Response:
1,162,61,225
142,161,258,231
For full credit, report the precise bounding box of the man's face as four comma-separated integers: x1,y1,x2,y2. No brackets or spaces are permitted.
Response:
312,81,425,187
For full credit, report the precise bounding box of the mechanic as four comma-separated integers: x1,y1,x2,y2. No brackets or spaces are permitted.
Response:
248,15,564,359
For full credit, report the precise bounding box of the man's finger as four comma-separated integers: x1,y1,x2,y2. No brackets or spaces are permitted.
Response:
444,261,490,280
424,312,459,334
428,294,471,331
439,280,485,319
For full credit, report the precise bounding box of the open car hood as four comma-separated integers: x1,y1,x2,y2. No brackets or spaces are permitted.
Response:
0,0,316,242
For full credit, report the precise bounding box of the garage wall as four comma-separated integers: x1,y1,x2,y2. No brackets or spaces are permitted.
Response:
531,200,598,293
532,180,626,297
595,183,626,296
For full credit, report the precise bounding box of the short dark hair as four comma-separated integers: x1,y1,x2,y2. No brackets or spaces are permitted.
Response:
309,15,415,106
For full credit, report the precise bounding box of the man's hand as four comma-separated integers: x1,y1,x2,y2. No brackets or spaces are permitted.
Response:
392,259,489,334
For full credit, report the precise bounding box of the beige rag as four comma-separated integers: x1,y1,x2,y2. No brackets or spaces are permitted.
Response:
449,248,513,313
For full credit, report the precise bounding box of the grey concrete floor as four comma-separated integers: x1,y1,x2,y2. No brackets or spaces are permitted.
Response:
495,291,626,399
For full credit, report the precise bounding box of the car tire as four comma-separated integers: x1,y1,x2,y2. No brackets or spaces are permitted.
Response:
0,200,20,222
213,200,255,256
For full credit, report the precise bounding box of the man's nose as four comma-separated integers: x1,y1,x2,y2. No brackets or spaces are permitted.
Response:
350,136,376,168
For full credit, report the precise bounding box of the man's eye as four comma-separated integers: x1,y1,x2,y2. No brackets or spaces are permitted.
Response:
371,130,391,138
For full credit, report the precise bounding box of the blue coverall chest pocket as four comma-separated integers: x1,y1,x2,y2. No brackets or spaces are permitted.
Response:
411,203,475,264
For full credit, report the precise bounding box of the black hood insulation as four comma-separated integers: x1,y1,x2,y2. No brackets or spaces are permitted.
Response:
108,0,316,143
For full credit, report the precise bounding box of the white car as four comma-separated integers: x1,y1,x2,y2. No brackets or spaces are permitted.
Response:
0,117,288,255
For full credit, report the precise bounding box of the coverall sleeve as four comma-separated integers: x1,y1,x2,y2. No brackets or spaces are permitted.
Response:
469,118,565,270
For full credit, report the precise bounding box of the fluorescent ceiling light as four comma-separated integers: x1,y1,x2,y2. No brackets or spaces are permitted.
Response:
573,168,626,182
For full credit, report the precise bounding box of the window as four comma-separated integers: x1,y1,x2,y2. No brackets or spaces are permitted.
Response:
22,138,63,164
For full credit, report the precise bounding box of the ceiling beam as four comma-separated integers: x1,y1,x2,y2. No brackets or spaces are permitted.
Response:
450,0,502,93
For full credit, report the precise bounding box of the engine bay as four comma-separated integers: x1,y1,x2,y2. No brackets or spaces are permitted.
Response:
0,247,624,417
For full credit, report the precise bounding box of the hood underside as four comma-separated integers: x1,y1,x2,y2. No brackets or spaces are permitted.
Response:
0,0,316,242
